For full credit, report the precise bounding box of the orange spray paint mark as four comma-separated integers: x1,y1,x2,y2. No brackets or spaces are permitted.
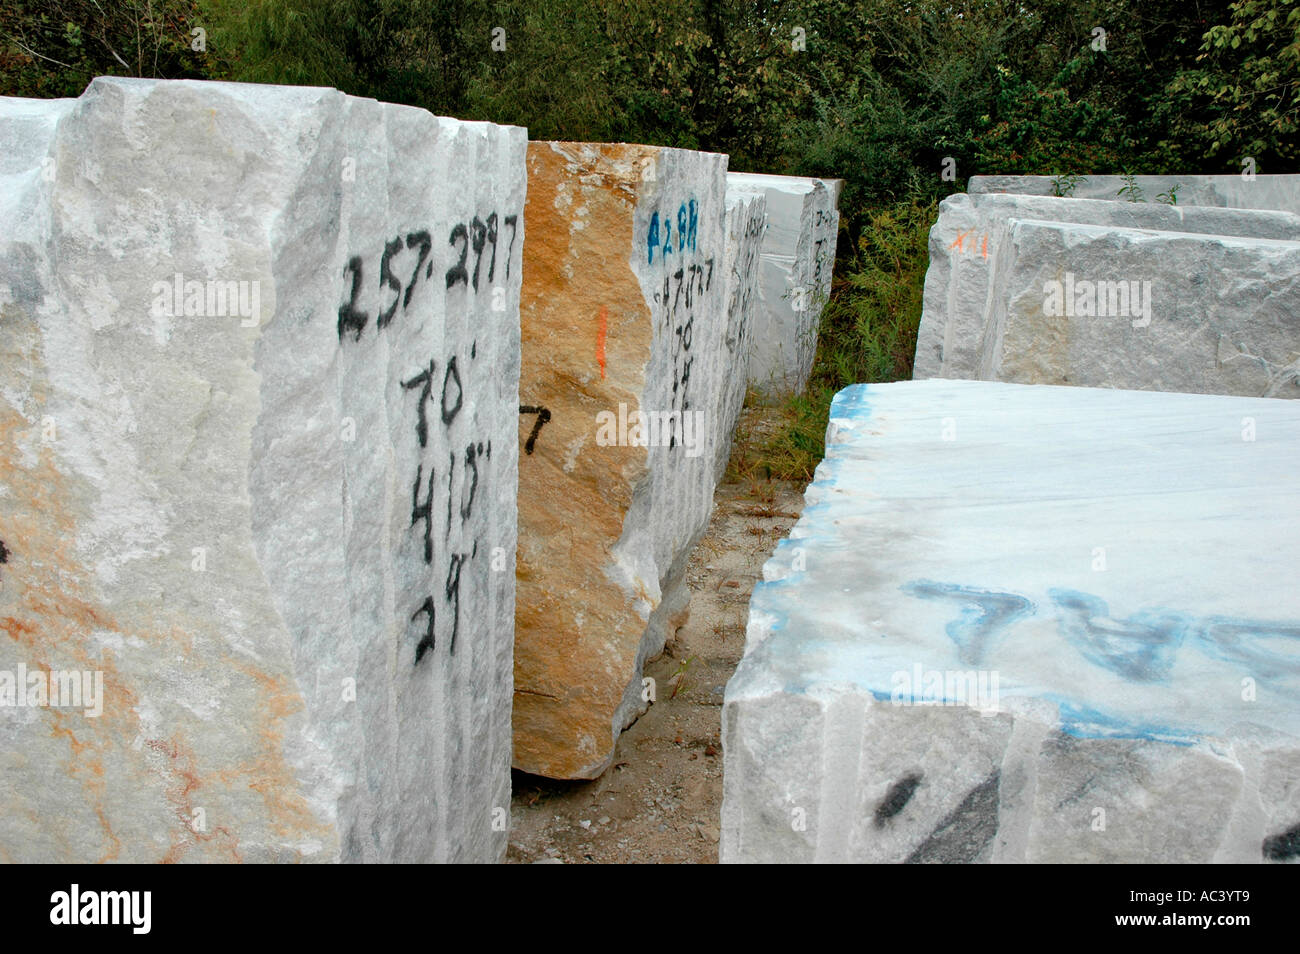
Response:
597,306,608,379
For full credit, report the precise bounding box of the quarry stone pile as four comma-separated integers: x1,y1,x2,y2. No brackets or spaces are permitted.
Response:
513,142,729,779
916,193,1300,382
0,78,525,863
726,173,841,399
970,174,1300,217
723,379,1300,863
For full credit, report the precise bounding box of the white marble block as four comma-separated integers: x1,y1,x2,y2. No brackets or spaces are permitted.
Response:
916,193,1300,381
713,189,767,482
974,219,1300,397
970,174,1300,217
0,77,525,863
513,142,732,779
723,379,1300,863
726,173,841,399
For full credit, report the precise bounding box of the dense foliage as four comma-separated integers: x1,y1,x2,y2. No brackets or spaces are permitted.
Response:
6,1,1293,202
4,0,1296,477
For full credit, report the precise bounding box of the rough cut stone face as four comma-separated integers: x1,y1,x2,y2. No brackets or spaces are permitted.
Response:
916,193,1300,380
970,174,1300,217
725,173,841,399
513,142,729,779
0,78,525,862
723,379,1300,863
976,219,1300,397
713,190,767,483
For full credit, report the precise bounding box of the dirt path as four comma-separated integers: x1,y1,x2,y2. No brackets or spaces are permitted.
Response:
506,477,806,864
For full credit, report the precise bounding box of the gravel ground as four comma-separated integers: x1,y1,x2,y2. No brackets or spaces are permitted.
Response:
506,477,806,864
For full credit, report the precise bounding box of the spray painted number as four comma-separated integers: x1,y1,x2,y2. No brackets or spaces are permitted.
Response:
519,405,551,455
400,344,490,665
661,259,714,322
447,213,517,290
339,212,518,342
336,229,435,342
647,200,699,264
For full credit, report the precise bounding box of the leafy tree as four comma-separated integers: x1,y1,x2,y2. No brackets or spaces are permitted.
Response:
1161,0,1300,168
1,0,210,98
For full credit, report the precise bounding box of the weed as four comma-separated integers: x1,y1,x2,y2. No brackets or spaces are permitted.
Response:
1051,172,1085,197
1117,170,1145,202
668,655,696,699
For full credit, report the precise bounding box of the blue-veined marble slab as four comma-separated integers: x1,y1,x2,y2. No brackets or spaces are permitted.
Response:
722,379,1300,863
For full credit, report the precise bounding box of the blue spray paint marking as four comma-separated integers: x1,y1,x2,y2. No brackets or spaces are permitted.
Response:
1049,697,1198,746
646,211,674,262
901,580,1034,665
1192,618,1300,680
647,199,700,263
1049,589,1189,683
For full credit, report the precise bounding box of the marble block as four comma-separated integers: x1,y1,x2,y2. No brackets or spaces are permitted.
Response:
0,77,525,863
723,379,1300,863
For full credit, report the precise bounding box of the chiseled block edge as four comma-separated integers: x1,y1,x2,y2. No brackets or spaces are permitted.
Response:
714,189,768,483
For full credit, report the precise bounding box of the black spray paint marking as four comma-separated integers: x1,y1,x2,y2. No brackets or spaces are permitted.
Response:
519,405,551,455
460,443,482,521
503,215,518,278
874,772,923,827
1263,821,1300,861
445,553,466,654
404,230,432,307
441,357,463,426
337,215,515,666
337,256,367,342
446,223,469,289
411,463,435,565
412,597,436,664
402,358,437,448
377,235,404,329
904,771,1001,864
